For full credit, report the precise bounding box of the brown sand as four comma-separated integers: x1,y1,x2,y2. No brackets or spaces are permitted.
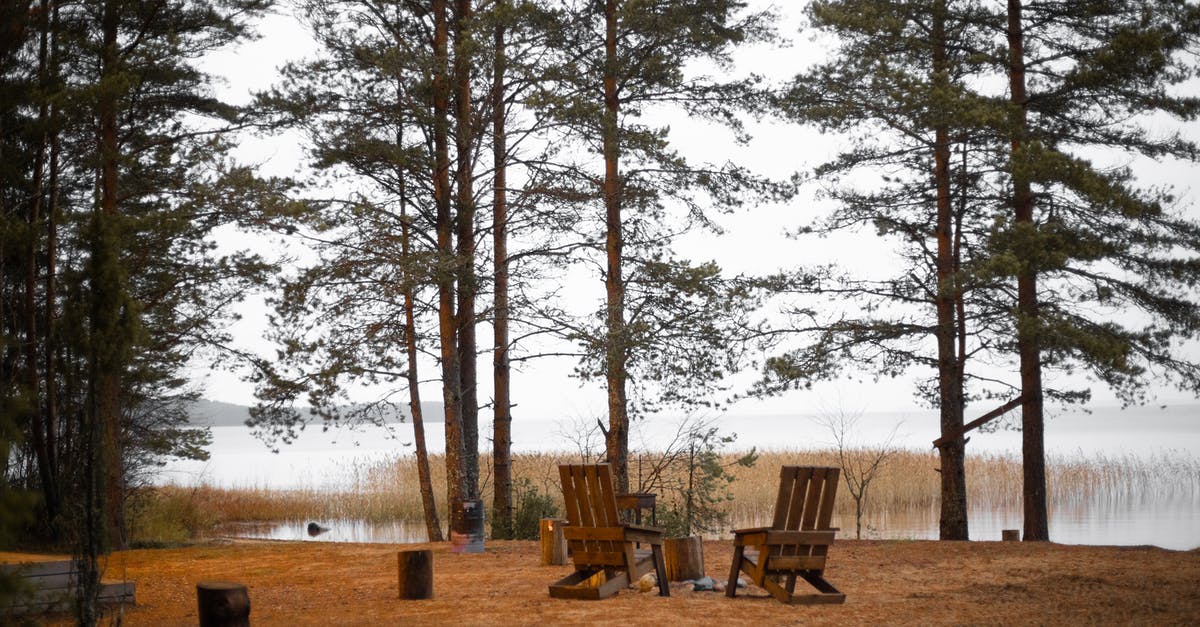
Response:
17,539,1200,626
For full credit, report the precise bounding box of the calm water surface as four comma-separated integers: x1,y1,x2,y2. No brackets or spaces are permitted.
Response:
217,496,1200,550
170,406,1200,550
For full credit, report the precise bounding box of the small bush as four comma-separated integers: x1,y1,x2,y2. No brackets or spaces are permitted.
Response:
510,479,559,540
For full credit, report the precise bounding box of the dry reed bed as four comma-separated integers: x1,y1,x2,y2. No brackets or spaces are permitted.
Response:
140,448,1199,540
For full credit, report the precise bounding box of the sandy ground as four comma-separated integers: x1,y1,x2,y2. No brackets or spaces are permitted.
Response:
9,538,1200,626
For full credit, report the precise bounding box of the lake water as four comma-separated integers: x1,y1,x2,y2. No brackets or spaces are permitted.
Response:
160,405,1200,550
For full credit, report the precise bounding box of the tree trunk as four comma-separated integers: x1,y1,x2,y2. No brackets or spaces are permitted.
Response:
932,0,969,541
396,550,434,600
452,0,479,501
1006,0,1048,542
95,0,126,552
392,26,443,543
490,4,514,541
27,0,59,536
44,0,61,528
196,581,251,627
602,0,630,494
432,0,468,526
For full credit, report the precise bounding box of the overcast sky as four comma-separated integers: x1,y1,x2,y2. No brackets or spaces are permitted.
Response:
189,2,1200,422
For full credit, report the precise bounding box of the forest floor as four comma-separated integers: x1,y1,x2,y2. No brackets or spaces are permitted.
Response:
10,538,1200,626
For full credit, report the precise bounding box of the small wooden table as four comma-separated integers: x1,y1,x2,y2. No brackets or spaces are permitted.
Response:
615,492,657,526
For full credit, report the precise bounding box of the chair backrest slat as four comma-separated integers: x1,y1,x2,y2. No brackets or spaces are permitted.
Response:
771,466,840,533
815,467,840,530
560,465,584,527
772,467,797,529
559,464,624,565
800,470,826,531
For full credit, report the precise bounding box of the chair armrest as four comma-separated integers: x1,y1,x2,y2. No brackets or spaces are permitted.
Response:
624,524,664,545
764,530,837,546
730,526,771,536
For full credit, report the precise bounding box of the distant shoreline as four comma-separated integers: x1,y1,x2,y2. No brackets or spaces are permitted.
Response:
188,399,445,427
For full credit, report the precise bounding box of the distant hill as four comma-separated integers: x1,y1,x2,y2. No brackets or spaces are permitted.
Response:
187,399,445,427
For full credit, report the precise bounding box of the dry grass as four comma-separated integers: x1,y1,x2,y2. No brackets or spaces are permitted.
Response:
133,448,1199,545
28,539,1200,626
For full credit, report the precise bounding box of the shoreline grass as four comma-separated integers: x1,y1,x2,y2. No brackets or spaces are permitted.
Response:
130,448,1199,545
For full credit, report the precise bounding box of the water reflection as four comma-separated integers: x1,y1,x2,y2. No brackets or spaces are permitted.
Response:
215,496,1199,550
217,519,427,544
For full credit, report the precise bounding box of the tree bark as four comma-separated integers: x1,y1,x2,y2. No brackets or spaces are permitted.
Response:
396,550,434,600
398,111,443,542
432,0,469,526
95,0,126,551
490,2,514,541
27,0,59,536
196,581,251,627
1006,0,1048,542
602,0,630,494
932,0,969,541
453,0,480,500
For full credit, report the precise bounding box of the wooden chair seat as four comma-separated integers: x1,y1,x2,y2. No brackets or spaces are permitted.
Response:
548,464,670,600
727,466,846,604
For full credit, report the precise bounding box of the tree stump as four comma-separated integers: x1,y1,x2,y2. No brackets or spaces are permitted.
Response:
664,536,705,581
197,581,250,627
1002,529,1020,542
540,518,568,566
397,549,434,600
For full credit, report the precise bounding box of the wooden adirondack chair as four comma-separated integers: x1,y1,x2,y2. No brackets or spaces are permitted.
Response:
549,464,670,600
727,466,846,604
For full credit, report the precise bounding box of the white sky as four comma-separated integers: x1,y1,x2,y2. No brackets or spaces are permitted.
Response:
188,2,1200,421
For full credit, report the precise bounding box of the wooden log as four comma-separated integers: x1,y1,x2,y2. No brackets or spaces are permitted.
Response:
1002,529,1020,542
397,549,434,600
540,518,568,566
663,536,705,581
197,581,250,627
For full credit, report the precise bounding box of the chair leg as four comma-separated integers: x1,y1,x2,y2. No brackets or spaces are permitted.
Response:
652,544,670,597
727,545,744,598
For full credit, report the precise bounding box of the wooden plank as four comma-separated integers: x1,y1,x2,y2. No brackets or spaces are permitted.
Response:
0,560,74,578
815,467,840,531
559,465,582,527
731,530,768,547
932,396,1023,448
800,470,824,532
563,527,625,542
764,530,836,546
567,551,626,567
780,467,812,560
767,555,828,571
595,465,621,528
772,466,797,529
785,467,812,531
582,465,607,557
811,467,840,562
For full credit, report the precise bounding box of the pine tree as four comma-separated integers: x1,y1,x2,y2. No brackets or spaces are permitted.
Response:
537,0,781,491
990,0,1200,540
768,0,1000,540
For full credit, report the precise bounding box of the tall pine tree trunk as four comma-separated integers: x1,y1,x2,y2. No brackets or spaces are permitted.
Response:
490,3,514,541
402,208,444,542
602,0,630,493
95,0,126,551
27,0,59,536
396,64,443,543
1006,0,1049,542
453,0,479,501
432,0,469,531
932,0,969,541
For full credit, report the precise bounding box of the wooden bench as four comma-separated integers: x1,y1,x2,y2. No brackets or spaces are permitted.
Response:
1,556,135,615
